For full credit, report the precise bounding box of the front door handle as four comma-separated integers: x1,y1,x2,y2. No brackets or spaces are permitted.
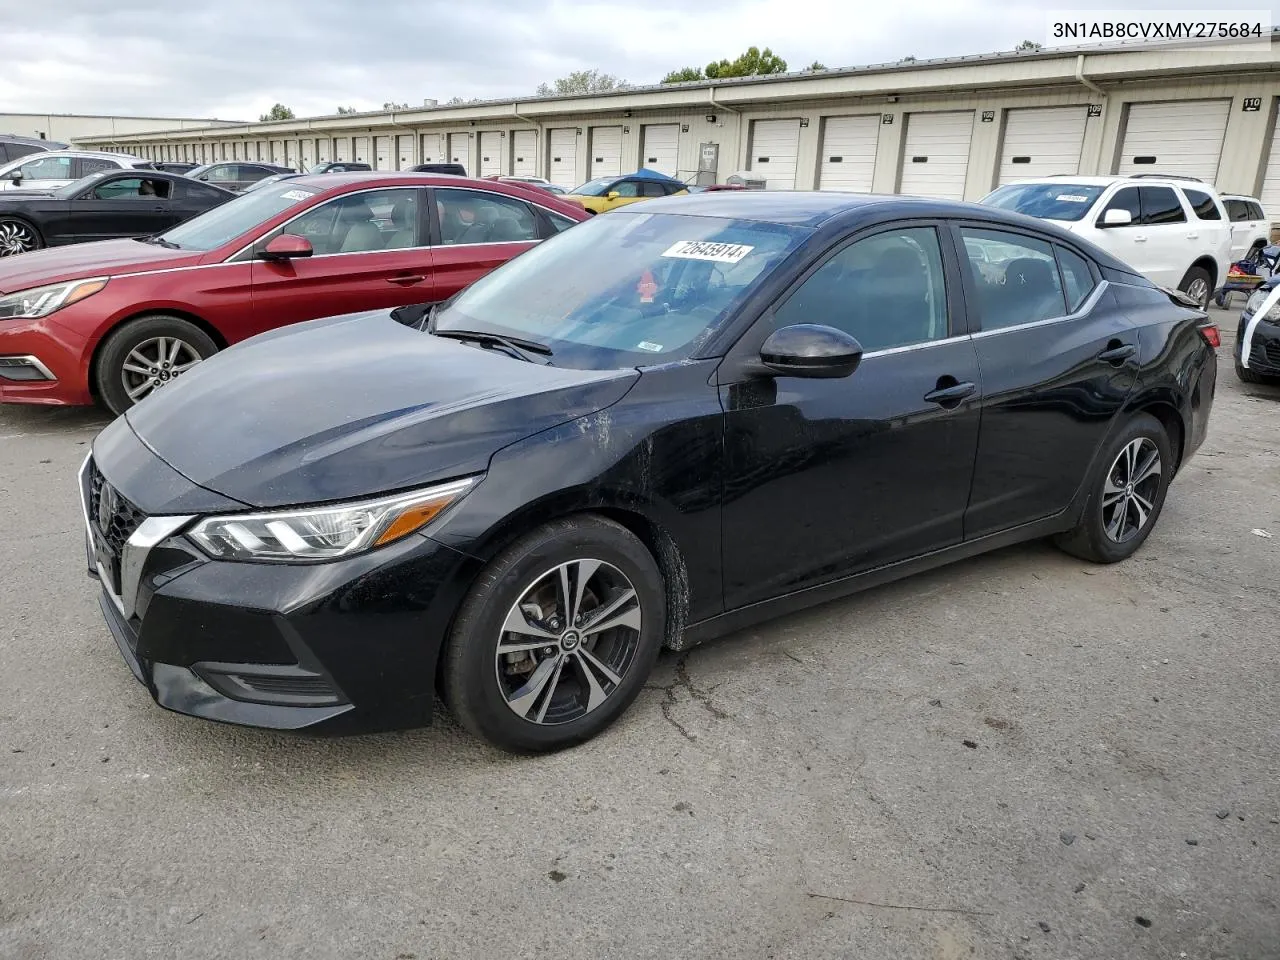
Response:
387,274,426,285
1133,234,1147,242
924,379,976,407
1186,232,1199,240
1097,342,1136,364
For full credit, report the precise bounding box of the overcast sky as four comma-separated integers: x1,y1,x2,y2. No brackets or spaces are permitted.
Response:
2,0,1274,121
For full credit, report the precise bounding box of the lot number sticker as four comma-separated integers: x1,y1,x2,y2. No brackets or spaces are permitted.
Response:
1056,194,1090,202
281,189,316,201
662,240,754,264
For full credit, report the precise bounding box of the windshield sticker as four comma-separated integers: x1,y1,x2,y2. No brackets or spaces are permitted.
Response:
281,189,316,201
661,240,754,264
1055,194,1090,203
636,341,664,352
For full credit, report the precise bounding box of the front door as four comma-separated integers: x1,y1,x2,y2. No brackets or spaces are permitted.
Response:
720,224,982,610
74,175,175,240
250,186,434,330
952,224,1140,537
1091,185,1191,289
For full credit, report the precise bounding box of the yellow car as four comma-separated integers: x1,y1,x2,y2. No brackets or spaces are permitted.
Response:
566,172,688,214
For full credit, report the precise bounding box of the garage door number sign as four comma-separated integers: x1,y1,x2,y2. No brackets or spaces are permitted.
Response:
1242,97,1262,112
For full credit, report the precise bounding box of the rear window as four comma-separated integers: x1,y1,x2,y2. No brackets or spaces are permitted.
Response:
980,183,1106,222
1183,188,1221,220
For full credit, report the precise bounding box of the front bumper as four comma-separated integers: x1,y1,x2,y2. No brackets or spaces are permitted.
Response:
80,447,479,733
1237,311,1280,375
0,312,97,406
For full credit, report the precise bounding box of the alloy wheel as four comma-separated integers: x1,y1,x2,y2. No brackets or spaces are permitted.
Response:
495,558,642,725
0,219,39,256
1101,437,1162,543
1186,277,1209,309
121,337,203,403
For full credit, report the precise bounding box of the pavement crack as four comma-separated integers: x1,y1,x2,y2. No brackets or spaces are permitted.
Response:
805,891,994,918
646,653,731,741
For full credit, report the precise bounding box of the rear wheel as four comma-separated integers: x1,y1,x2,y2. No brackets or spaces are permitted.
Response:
1054,413,1172,564
0,218,42,257
442,515,665,753
1178,266,1213,311
94,315,218,415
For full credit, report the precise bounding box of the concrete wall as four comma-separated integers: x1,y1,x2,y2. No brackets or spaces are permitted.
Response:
1,113,241,144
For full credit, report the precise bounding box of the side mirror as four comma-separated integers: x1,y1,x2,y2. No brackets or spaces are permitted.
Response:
197,175,210,182
606,190,621,199
1100,208,1133,227
758,324,863,379
260,234,314,261
10,173,22,184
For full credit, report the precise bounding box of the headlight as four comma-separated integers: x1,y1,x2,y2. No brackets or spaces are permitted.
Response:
1245,288,1280,322
0,278,108,320
188,477,478,562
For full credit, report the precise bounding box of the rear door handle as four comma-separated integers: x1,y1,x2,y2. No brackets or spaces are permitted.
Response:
1097,343,1136,364
1133,235,1148,242
924,381,976,406
387,275,426,285
1186,232,1199,240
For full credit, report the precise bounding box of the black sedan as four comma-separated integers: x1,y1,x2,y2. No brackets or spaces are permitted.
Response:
1236,274,1280,383
80,192,1218,751
0,170,235,256
185,161,296,192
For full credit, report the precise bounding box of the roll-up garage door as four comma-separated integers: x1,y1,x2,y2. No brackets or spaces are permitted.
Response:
512,130,537,178
287,140,301,169
420,133,443,163
448,133,469,173
396,135,413,170
641,124,679,177
549,128,578,188
998,106,1088,183
1117,100,1229,181
590,126,623,178
352,137,370,164
316,138,331,164
374,136,391,170
899,111,974,200
480,132,502,177
334,138,350,162
818,115,879,192
750,119,801,190
301,139,315,171
1259,102,1280,220
270,140,285,165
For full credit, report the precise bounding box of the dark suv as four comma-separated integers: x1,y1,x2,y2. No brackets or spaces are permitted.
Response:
409,162,467,176
0,135,70,164
309,161,373,173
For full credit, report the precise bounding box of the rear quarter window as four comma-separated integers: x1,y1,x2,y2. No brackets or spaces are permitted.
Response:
1182,188,1221,220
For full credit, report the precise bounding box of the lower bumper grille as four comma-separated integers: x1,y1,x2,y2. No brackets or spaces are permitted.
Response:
193,663,346,708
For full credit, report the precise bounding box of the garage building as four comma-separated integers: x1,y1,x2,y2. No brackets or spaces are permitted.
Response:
76,35,1280,218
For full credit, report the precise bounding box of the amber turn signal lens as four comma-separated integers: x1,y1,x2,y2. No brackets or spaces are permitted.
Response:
374,497,455,546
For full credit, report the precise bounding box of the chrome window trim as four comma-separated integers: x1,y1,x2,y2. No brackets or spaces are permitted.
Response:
0,354,56,380
968,280,1109,340
860,334,972,360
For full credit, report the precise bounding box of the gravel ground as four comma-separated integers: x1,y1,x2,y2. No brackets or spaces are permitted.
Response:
1,309,1277,960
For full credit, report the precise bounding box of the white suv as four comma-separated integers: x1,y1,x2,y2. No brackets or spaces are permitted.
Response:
981,175,1231,309
0,150,152,192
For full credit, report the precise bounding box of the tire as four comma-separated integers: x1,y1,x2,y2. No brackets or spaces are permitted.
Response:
94,315,218,416
442,515,665,753
1178,266,1213,311
0,217,43,257
1053,413,1173,564
1235,358,1278,385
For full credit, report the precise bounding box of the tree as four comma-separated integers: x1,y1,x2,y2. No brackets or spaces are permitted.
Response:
536,69,630,97
336,106,358,114
662,46,789,83
383,101,410,111
1015,39,1043,51
806,60,827,71
258,103,295,121
899,55,917,63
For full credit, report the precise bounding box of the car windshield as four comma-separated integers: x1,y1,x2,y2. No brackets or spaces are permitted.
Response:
156,181,322,251
572,177,615,197
981,183,1107,221
434,211,810,369
307,164,330,173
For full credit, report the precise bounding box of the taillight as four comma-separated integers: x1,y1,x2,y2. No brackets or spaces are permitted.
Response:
1198,323,1221,349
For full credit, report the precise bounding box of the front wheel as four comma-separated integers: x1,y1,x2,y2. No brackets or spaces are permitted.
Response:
1054,413,1172,564
442,515,665,753
0,217,43,257
94,315,218,415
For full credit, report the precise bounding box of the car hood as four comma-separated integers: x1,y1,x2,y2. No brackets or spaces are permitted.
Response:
124,310,640,508
0,238,200,294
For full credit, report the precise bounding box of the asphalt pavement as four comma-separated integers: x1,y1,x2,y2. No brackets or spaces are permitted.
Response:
1,309,1277,960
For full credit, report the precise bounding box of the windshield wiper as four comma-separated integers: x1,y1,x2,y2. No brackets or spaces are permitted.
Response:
431,328,553,364
136,235,180,249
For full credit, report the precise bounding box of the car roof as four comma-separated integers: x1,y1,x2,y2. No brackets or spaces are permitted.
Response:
1219,193,1262,202
999,174,1219,191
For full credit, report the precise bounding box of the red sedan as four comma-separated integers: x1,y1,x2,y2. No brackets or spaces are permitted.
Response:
0,173,588,413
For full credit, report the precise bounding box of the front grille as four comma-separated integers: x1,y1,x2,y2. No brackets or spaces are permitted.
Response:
88,460,147,555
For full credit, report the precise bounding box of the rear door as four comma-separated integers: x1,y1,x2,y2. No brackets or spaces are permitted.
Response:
429,185,542,298
1225,198,1267,260
953,224,1139,537
249,186,434,330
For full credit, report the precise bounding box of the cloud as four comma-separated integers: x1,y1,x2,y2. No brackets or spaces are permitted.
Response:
0,0,1223,121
